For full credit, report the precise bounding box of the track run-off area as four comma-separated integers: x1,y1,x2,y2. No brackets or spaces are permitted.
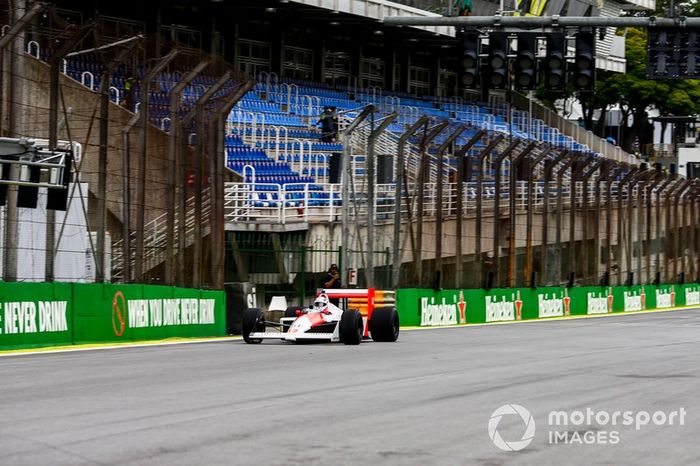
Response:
1,309,699,466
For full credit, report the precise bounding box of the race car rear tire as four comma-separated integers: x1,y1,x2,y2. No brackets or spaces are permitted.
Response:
369,307,400,342
242,308,265,344
339,310,363,345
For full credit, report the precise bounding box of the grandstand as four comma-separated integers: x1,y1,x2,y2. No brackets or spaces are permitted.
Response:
1,0,697,305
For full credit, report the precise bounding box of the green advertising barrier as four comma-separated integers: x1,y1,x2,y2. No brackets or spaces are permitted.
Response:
72,283,225,344
0,282,73,349
397,283,700,328
0,282,226,351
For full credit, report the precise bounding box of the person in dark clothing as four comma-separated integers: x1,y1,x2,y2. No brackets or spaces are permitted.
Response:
316,107,338,143
321,263,341,306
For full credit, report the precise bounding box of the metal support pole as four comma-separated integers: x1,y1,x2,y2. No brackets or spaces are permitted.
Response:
165,59,210,286
508,142,535,288
454,130,485,288
645,174,664,283
95,70,112,282
568,158,588,285
553,154,578,285
134,48,178,282
524,150,549,287
391,116,430,288
592,163,612,284
616,168,639,285
492,140,520,287
689,189,699,281
604,166,622,285
655,177,676,284
434,125,466,289
541,150,568,285
366,112,398,288
626,169,647,285
672,181,692,282
212,80,253,289
414,121,449,286
635,171,655,284
341,105,375,286
579,160,604,285
45,22,95,281
181,72,231,288
475,135,504,287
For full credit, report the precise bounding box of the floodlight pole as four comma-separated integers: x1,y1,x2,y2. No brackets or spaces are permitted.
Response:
392,116,430,289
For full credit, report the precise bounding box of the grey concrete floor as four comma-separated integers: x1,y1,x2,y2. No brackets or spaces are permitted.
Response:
1,309,699,466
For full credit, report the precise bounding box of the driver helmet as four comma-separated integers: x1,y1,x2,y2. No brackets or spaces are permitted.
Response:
313,294,329,311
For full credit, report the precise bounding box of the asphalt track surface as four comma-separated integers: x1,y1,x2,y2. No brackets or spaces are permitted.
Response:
2,309,700,466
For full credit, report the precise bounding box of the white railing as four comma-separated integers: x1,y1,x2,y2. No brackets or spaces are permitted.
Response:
223,180,646,227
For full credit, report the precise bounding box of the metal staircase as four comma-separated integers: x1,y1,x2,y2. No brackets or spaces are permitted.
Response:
111,188,211,282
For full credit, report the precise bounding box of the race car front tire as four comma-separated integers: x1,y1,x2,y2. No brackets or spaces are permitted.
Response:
242,308,265,344
339,310,363,345
369,307,400,342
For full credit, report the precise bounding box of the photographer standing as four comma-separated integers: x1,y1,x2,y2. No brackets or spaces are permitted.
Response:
322,264,342,305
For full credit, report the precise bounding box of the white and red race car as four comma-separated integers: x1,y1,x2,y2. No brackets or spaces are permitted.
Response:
242,288,399,345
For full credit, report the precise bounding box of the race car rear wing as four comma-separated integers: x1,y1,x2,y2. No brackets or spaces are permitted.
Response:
318,288,396,337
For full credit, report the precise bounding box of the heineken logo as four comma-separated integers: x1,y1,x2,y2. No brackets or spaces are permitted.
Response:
538,293,564,318
486,295,516,322
656,289,674,308
685,288,700,306
587,289,612,315
420,297,458,326
623,291,644,312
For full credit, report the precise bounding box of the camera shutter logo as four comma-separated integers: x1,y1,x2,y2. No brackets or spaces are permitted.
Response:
488,404,536,451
